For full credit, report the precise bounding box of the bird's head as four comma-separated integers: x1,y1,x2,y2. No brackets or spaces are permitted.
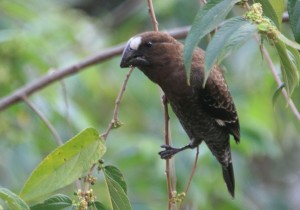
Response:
120,31,182,70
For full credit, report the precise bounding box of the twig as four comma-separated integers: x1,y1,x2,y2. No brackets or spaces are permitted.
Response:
178,146,199,210
259,44,300,121
84,163,97,193
0,27,190,112
146,2,176,208
0,44,124,112
101,67,135,140
83,67,135,197
244,1,250,10
22,96,63,145
147,0,159,32
60,79,69,122
162,96,173,210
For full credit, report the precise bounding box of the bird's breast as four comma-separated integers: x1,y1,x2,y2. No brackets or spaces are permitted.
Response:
166,92,226,144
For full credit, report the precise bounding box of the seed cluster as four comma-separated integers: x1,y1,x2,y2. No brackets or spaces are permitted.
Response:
74,189,96,210
244,3,279,41
170,190,186,204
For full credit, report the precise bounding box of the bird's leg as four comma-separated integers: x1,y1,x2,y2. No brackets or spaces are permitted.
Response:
159,140,197,159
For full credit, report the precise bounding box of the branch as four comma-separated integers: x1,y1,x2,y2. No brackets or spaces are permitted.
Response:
178,146,199,210
260,45,300,121
0,27,190,112
22,96,63,145
83,163,97,193
147,0,159,31
161,96,177,210
0,44,122,111
0,11,291,113
101,67,135,140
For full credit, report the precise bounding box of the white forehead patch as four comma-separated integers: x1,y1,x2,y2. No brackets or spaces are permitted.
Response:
129,36,142,50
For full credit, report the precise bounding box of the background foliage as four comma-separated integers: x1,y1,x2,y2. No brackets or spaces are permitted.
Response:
0,0,300,209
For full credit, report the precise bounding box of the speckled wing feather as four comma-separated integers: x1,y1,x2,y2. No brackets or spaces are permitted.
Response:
197,66,240,142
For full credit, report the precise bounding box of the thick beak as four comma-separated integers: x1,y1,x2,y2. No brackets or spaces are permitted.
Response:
120,41,134,68
120,38,149,68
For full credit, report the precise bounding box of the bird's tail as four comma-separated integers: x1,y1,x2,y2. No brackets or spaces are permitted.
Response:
206,138,235,198
222,162,235,198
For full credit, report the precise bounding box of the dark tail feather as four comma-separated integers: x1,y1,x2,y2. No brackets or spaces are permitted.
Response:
222,163,235,198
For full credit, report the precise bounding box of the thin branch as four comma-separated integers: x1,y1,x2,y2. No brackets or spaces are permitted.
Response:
145,2,177,208
0,27,190,112
101,67,135,140
147,0,159,32
60,79,69,122
260,44,300,121
0,44,123,112
162,96,172,207
22,96,63,145
162,95,176,210
84,163,97,193
178,146,199,210
83,67,135,196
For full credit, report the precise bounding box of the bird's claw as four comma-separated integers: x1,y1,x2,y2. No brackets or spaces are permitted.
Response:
158,144,178,159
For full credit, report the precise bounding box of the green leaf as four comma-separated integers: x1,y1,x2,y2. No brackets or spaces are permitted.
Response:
255,0,285,28
274,39,300,96
183,0,240,83
288,0,300,43
278,33,300,50
89,201,108,210
104,166,127,194
0,188,30,210
102,167,131,210
205,17,257,79
30,194,72,210
20,128,106,202
286,45,300,69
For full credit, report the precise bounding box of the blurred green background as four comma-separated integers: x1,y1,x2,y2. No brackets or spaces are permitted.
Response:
0,0,300,209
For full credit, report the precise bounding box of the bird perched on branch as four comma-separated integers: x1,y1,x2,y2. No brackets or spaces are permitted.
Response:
120,31,240,198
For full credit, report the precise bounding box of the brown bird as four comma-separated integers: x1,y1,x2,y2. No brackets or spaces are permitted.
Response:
120,31,240,198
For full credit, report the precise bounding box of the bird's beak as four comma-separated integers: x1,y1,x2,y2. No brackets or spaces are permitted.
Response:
120,41,134,68
120,38,149,68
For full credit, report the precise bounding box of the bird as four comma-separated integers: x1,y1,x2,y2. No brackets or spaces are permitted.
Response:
120,31,240,198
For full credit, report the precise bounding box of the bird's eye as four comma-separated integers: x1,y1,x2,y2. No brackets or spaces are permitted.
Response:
146,41,152,48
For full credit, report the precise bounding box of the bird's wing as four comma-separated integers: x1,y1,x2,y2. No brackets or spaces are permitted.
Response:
193,66,240,142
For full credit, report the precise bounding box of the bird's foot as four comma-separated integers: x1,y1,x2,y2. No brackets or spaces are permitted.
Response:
158,145,181,159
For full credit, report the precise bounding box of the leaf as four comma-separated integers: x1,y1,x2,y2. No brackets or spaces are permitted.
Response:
20,128,106,202
104,166,127,194
255,0,285,28
205,17,257,78
102,167,131,210
30,194,72,210
286,45,300,70
278,33,300,50
0,188,30,210
183,0,240,83
89,201,108,210
288,0,300,43
274,39,300,96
